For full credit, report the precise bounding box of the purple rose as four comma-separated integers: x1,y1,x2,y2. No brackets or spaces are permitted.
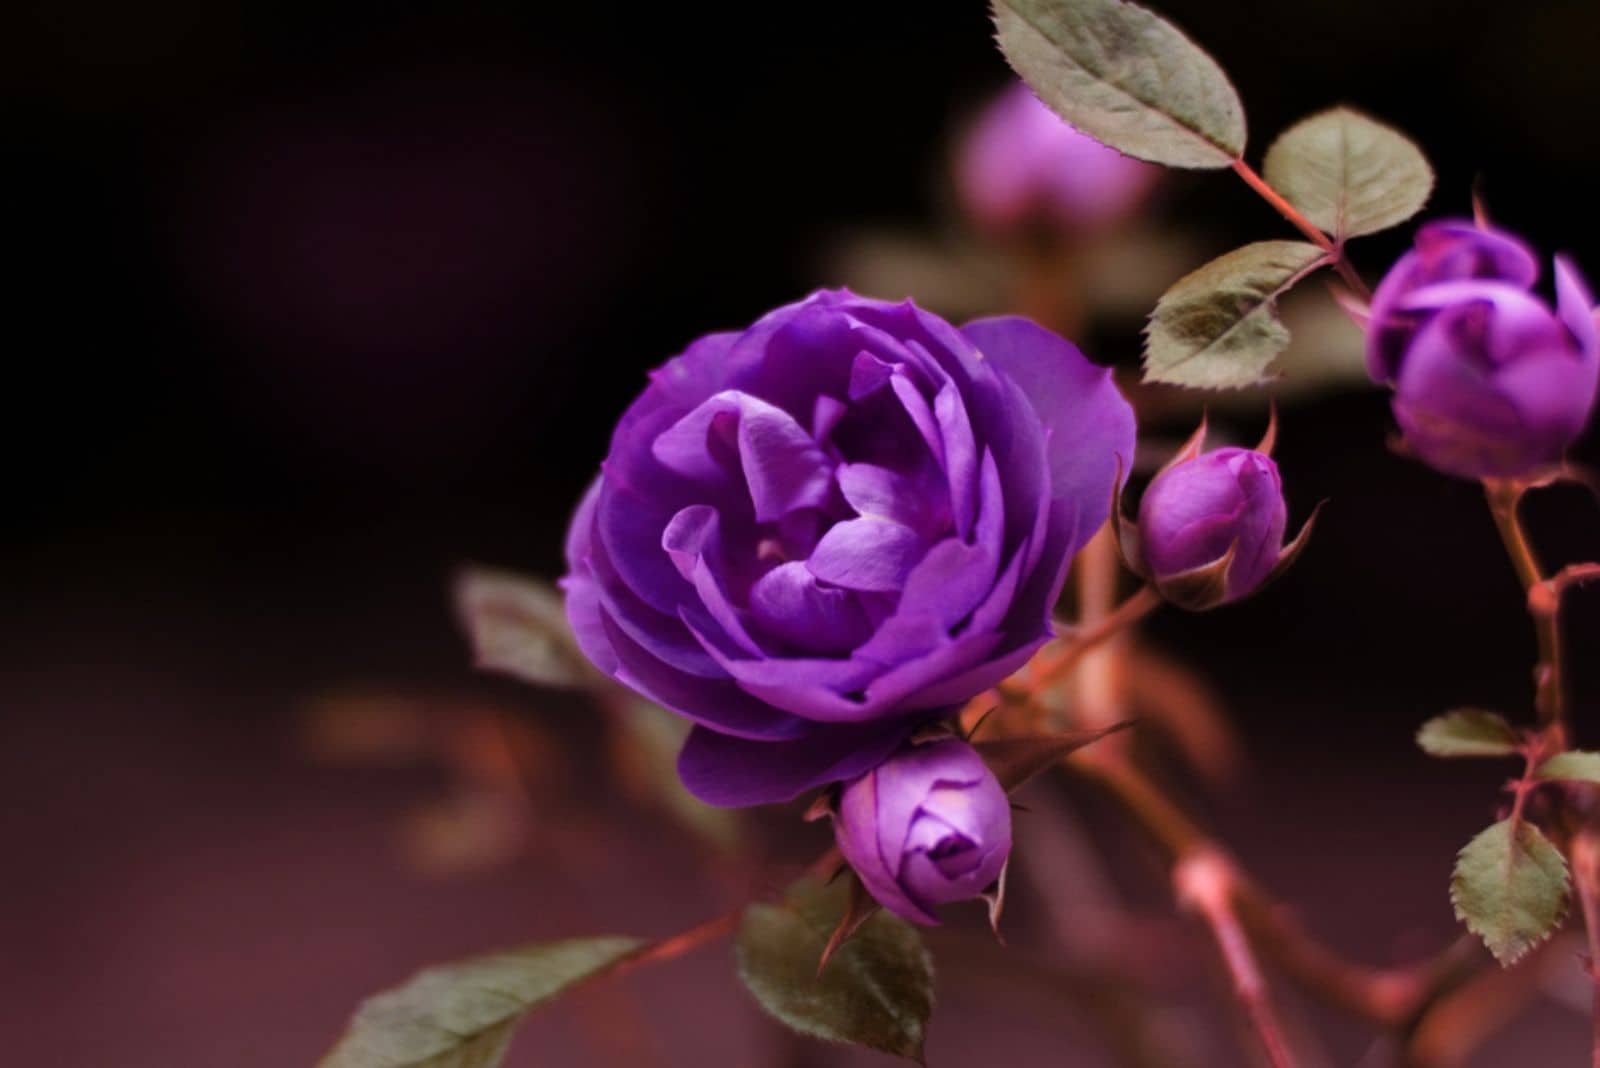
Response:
834,736,1011,924
1368,220,1600,479
956,80,1159,236
1120,426,1307,610
562,290,1134,807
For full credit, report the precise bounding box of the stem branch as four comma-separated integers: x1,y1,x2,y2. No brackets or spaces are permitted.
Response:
1485,480,1567,736
1229,158,1372,301
1177,850,1298,1068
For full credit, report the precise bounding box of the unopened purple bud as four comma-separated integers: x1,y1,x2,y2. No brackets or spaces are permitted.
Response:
1368,220,1600,480
956,80,1159,237
1136,447,1288,609
834,737,1011,925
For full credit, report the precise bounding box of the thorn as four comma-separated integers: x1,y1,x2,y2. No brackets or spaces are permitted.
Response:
1159,415,1209,476
803,791,836,823
964,704,999,742
983,859,1010,944
1267,500,1326,585
1256,401,1279,457
1472,176,1492,230
817,876,879,977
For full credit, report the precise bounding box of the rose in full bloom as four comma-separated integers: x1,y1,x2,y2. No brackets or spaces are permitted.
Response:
1367,220,1600,479
562,290,1134,807
956,80,1159,237
833,735,1011,924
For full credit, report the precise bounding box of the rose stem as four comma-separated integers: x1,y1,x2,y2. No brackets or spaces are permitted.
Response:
1484,480,1567,737
1573,831,1600,1068
1176,851,1298,1068
1030,585,1161,690
1064,752,1482,1033
1229,158,1371,301
613,847,842,978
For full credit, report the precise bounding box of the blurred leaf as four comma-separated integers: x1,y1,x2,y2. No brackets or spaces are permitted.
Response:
1534,750,1600,783
1262,107,1433,239
611,698,741,853
736,877,934,1063
300,689,434,767
1144,241,1327,389
1451,819,1569,967
319,936,642,1068
825,230,1009,322
992,0,1245,169
400,792,530,878
1416,709,1520,759
455,567,590,690
975,722,1135,793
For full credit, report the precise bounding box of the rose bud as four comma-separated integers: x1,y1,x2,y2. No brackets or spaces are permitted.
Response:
834,736,1011,924
1367,219,1600,480
562,290,1134,807
956,80,1159,237
1116,421,1313,611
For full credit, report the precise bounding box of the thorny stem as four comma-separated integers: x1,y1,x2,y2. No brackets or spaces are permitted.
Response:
1065,754,1481,1033
1485,480,1568,736
1029,586,1162,692
1177,851,1298,1068
1573,832,1600,1068
1229,158,1372,302
614,846,842,979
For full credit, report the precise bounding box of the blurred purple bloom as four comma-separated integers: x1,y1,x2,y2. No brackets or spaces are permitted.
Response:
1135,446,1288,609
956,80,1159,236
1368,220,1600,479
834,736,1011,924
562,290,1134,807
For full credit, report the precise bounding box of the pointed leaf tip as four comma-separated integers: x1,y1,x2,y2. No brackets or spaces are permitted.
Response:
991,0,1245,169
318,936,643,1068
975,721,1136,793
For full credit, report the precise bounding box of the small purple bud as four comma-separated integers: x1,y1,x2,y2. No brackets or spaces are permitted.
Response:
834,736,1011,925
955,80,1159,237
1136,447,1288,609
1368,219,1600,480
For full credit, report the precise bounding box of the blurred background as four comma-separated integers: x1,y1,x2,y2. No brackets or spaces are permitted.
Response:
6,0,1600,1064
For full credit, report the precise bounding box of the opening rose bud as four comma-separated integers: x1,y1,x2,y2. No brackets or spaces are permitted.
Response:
1367,219,1600,480
1116,423,1312,611
955,80,1160,237
561,290,1135,809
833,736,1012,925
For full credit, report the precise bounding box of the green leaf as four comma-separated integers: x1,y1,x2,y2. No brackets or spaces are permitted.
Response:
1143,241,1328,389
319,936,642,1068
454,567,591,690
1262,107,1433,239
736,878,934,1063
1450,820,1570,966
1534,750,1600,783
1416,709,1520,759
991,0,1245,169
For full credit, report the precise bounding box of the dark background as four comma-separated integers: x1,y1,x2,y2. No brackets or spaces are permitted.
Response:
5,1,1600,1064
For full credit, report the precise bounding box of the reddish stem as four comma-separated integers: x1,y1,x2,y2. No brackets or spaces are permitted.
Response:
1573,832,1600,1068
1177,851,1298,1068
1485,480,1568,738
1030,586,1162,690
1229,158,1372,301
